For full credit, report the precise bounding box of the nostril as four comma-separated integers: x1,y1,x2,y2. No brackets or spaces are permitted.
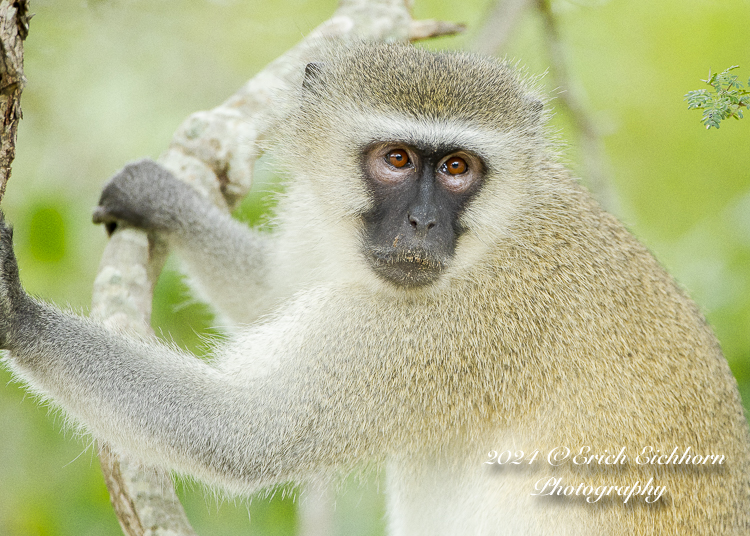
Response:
408,212,437,233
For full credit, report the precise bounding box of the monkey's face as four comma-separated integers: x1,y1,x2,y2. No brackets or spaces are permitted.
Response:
360,143,484,288
273,42,550,291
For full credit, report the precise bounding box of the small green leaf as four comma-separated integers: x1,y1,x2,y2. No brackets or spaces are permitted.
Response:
687,66,748,129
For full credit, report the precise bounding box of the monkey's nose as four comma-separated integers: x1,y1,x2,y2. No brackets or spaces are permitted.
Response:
408,211,437,236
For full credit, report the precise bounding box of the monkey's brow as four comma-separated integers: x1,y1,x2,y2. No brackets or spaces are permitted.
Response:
363,139,470,158
356,113,500,154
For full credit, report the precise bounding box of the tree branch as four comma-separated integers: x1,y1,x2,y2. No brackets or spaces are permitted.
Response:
472,0,531,56
408,19,465,41
535,0,619,211
0,0,29,204
90,1,461,534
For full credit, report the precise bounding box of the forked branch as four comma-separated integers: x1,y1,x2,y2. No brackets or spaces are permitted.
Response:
90,1,462,535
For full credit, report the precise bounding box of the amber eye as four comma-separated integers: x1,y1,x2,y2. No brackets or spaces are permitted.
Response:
444,157,468,175
387,149,410,168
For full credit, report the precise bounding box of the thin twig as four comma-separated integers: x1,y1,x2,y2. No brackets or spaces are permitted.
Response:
472,0,531,56
535,0,619,211
409,19,465,41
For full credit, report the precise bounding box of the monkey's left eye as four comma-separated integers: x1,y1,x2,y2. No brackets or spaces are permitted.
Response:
443,157,468,175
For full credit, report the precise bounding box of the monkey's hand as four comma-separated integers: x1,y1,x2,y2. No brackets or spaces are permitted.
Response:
92,159,203,236
0,213,37,352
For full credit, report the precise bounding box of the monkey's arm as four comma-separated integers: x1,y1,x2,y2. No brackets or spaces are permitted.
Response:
0,216,367,493
92,159,279,325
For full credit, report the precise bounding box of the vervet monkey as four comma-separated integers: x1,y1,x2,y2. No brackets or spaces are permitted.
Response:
1,42,749,535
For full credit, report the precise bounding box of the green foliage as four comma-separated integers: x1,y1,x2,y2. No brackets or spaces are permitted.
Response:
2,1,750,535
27,203,67,263
685,66,750,129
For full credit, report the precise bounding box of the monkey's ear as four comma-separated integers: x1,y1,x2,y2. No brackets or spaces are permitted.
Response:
302,62,325,90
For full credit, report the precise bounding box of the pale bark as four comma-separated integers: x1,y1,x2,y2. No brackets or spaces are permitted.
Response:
91,1,461,534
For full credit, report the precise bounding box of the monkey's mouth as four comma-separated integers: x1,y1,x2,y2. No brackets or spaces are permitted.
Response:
366,246,447,288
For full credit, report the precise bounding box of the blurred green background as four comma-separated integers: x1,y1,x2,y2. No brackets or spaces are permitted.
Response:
0,0,748,534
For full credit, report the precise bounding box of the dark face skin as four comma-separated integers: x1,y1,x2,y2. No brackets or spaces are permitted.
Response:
361,142,485,288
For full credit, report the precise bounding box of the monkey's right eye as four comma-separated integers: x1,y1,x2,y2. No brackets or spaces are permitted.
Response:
387,150,410,168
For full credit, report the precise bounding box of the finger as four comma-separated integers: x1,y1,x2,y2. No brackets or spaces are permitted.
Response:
92,205,117,225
